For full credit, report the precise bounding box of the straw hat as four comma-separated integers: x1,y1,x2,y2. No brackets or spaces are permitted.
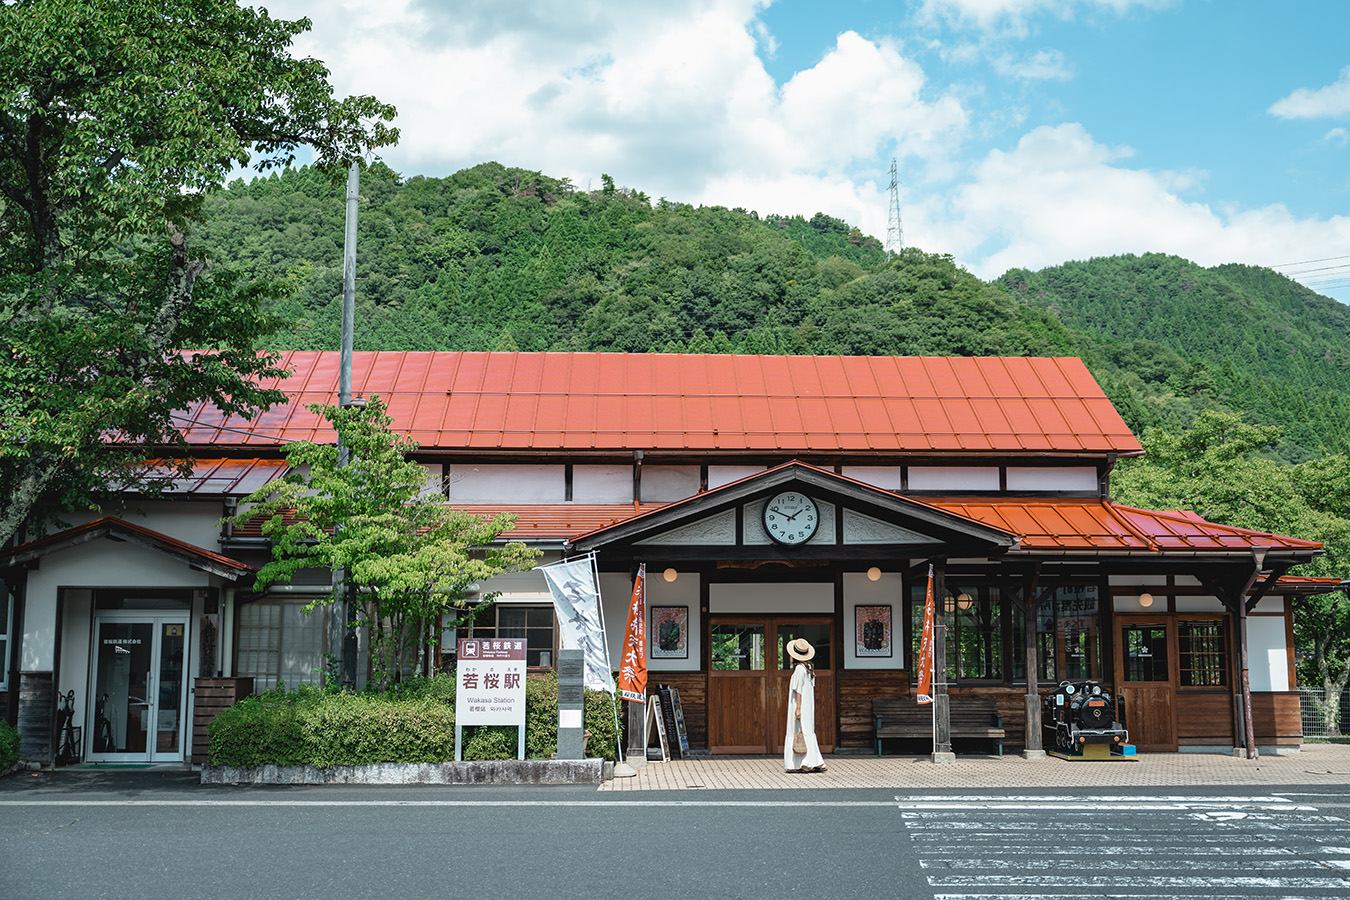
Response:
786,638,815,662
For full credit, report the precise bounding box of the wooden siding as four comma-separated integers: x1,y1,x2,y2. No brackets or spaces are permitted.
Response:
838,670,908,750
16,672,53,764
1252,691,1302,746
191,677,254,765
1177,691,1235,746
650,674,706,751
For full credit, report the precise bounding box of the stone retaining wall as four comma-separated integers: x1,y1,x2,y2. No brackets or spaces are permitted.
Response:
201,759,607,785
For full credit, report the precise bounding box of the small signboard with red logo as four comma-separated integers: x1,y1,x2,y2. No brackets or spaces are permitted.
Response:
455,639,527,727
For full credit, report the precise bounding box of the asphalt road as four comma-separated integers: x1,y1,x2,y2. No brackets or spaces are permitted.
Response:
3,771,1350,900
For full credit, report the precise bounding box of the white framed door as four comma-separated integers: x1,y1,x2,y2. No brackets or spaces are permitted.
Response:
87,613,190,763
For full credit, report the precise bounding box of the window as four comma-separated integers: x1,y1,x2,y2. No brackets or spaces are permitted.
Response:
910,579,1104,686
443,604,555,669
1122,624,1169,682
1178,620,1227,687
236,600,326,692
1024,584,1102,683
910,582,1005,682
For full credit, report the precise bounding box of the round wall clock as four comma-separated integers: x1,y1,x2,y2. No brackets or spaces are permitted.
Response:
762,490,819,545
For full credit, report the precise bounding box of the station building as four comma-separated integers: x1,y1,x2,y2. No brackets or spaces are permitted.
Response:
0,351,1330,764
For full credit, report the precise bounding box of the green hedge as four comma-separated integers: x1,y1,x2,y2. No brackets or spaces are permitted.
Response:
0,720,19,771
208,674,620,768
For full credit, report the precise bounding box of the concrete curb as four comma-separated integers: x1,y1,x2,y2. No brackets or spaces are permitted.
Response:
201,759,606,786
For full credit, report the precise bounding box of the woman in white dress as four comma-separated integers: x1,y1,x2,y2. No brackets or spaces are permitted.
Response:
784,637,826,773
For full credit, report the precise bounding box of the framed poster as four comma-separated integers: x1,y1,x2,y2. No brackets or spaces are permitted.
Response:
855,605,892,657
651,606,688,659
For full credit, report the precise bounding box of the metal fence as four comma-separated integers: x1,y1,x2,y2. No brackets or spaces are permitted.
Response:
1299,688,1350,741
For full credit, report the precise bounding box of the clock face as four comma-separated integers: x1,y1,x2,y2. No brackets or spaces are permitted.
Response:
763,491,819,545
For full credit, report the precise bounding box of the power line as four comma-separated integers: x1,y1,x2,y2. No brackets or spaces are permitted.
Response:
1270,254,1350,269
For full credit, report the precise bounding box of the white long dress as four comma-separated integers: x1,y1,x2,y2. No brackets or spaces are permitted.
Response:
784,663,825,771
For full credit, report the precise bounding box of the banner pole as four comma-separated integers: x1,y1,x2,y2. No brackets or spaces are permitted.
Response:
587,552,629,767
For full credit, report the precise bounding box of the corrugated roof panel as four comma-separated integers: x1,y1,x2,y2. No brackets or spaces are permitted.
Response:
929,500,1321,553
174,352,1143,455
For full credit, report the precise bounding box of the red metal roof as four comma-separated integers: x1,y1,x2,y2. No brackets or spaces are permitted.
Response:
143,458,289,496
177,351,1142,456
421,498,1322,554
452,504,667,542
931,499,1321,553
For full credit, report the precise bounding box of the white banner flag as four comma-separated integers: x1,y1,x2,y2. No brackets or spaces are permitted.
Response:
539,556,615,692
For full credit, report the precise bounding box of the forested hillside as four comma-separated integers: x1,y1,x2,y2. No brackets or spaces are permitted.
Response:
1002,256,1350,461
198,162,1350,461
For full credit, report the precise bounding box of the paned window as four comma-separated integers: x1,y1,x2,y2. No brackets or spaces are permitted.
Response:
1178,620,1228,687
236,600,326,692
1025,584,1102,683
910,582,1004,682
1122,624,1169,682
910,579,1104,687
442,604,556,669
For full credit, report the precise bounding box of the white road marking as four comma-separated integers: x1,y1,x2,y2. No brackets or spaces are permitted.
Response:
931,876,1350,888
0,798,897,808
902,794,1350,899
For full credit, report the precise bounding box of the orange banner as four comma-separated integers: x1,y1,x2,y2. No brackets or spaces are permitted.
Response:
616,564,647,703
916,565,934,704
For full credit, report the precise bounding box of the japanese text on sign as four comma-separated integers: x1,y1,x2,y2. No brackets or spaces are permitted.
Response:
456,638,527,727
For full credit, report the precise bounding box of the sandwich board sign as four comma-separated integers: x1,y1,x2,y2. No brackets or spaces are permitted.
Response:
454,638,527,760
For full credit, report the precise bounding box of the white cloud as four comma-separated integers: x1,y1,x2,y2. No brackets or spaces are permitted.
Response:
929,123,1350,290
992,49,1072,81
1324,127,1350,146
916,0,1173,35
1270,67,1350,120
259,3,968,214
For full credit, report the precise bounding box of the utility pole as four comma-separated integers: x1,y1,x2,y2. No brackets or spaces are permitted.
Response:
336,161,359,689
885,157,903,257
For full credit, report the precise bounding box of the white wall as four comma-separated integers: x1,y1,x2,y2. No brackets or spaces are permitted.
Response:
843,572,904,670
573,465,630,503
448,464,565,502
908,466,999,491
708,465,763,489
1006,467,1098,491
23,539,212,671
641,466,700,502
841,466,903,490
1248,616,1290,692
645,572,700,672
708,582,833,614
53,501,225,552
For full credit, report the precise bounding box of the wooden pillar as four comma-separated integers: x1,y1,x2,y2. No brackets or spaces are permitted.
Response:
1237,599,1258,760
1023,571,1043,756
932,561,953,762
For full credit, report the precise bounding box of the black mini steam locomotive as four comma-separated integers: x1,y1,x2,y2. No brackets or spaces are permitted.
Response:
1042,680,1129,755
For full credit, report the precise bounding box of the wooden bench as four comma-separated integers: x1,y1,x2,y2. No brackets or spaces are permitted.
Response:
873,698,1005,756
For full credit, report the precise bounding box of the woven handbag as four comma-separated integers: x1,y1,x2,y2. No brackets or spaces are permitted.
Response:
792,729,807,754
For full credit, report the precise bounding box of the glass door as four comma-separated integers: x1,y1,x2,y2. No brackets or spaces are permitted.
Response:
88,615,189,763
1115,617,1177,752
708,616,835,754
772,620,835,753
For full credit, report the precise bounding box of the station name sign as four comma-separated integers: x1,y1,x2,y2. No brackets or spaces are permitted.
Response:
455,639,527,727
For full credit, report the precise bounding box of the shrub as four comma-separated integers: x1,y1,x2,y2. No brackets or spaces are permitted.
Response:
207,673,620,767
0,720,20,771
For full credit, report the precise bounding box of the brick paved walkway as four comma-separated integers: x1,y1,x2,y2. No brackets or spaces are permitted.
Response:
599,743,1350,791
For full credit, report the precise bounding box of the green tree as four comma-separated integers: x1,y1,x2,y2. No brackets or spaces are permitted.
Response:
0,0,398,545
228,399,539,688
1113,411,1350,732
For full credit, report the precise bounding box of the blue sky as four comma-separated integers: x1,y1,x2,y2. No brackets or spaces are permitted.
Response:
268,0,1350,301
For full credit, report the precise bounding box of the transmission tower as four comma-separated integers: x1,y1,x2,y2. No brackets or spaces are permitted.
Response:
885,158,903,257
